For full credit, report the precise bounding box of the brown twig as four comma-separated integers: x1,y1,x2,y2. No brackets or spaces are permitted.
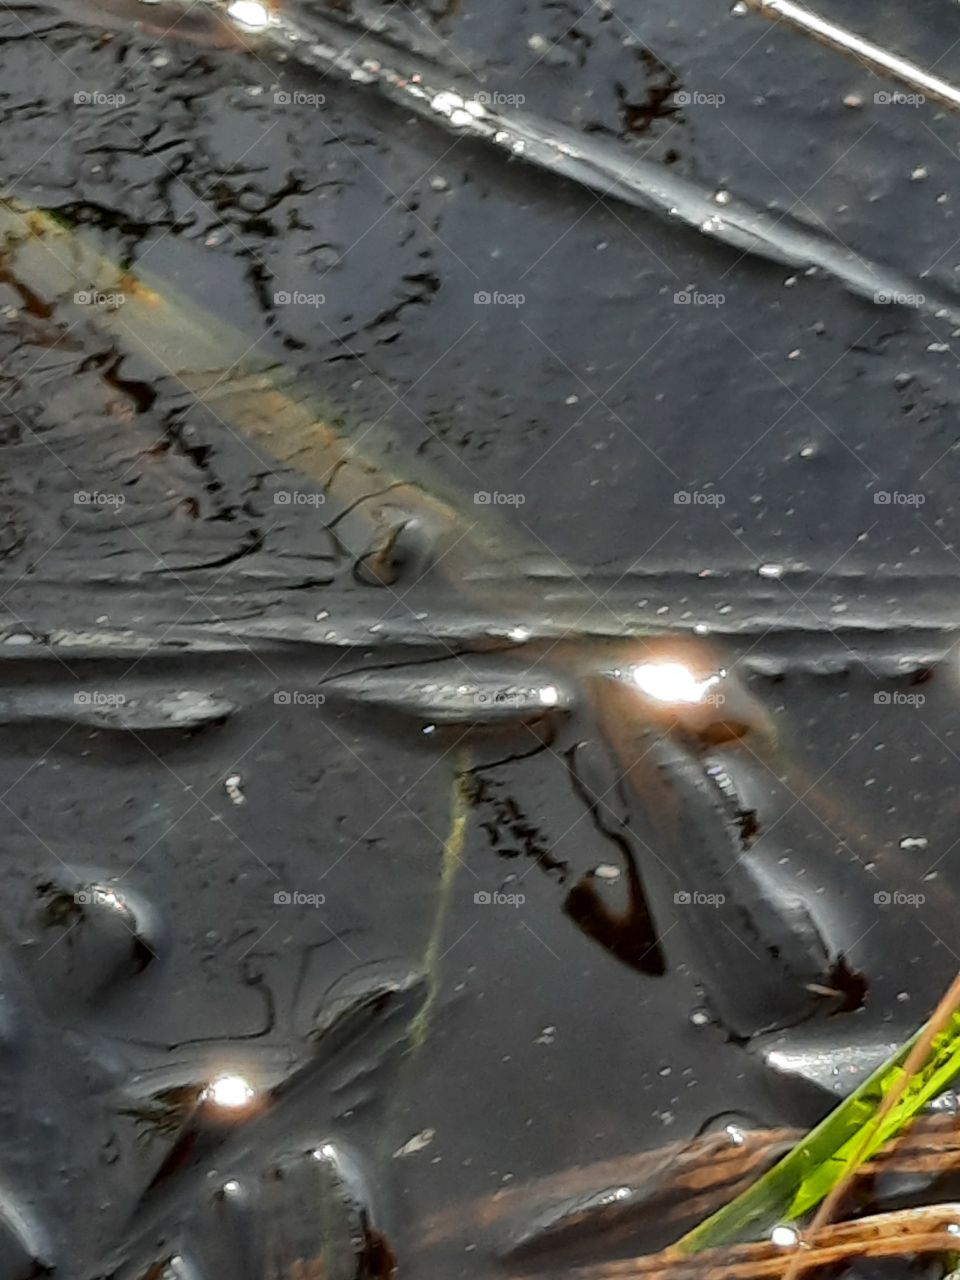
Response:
782,969,960,1280
555,1205,960,1279
418,1113,960,1260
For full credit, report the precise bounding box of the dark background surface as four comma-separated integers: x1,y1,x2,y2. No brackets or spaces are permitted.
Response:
0,1,959,1275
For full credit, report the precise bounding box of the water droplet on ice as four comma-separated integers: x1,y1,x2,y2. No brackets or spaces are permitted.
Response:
224,774,245,806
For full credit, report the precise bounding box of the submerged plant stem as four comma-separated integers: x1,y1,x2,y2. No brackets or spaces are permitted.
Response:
409,753,472,1050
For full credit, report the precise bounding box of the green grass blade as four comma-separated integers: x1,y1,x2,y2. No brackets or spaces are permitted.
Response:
672,1008,960,1254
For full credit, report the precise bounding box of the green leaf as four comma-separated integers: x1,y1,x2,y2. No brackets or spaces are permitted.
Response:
672,1008,960,1254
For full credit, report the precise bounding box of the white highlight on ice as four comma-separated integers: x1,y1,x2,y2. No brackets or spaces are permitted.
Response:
630,662,720,704
203,1074,256,1109
227,1,270,30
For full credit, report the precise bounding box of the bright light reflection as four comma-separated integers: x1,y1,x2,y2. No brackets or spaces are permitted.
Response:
724,1123,745,1146
90,885,125,911
227,0,269,29
771,1225,799,1248
631,662,720,704
203,1074,256,1110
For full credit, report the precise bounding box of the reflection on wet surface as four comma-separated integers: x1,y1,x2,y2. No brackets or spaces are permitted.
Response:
0,0,959,1275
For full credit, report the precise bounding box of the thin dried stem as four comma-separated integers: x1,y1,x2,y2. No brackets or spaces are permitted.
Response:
418,1113,960,1270
781,969,960,1280
742,0,960,111
555,1204,960,1280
